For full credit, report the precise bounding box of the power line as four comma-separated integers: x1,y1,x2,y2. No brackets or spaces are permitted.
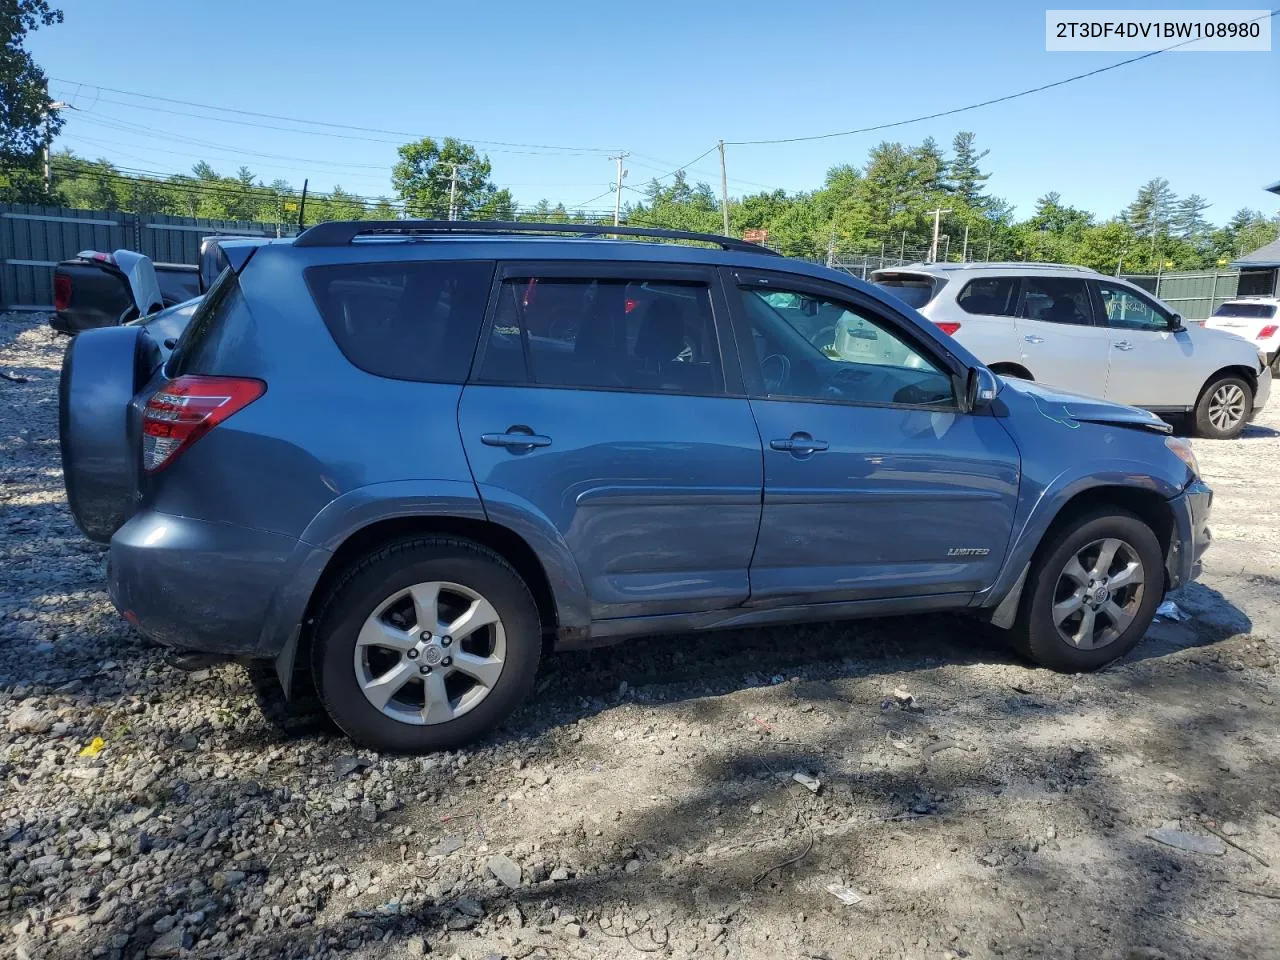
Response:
726,10,1279,146
50,79,620,154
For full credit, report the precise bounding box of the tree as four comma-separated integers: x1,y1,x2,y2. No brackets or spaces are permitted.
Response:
0,0,63,201
948,131,991,208
1123,177,1176,238
392,137,504,219
1172,194,1211,239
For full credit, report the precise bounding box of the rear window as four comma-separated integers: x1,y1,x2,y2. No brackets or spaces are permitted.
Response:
306,260,495,382
956,277,1020,317
872,273,942,309
1212,302,1277,320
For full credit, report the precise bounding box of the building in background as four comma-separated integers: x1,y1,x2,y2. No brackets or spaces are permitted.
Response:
1230,181,1280,297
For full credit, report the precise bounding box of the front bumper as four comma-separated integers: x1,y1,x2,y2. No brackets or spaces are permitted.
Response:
108,510,302,655
1251,365,1272,420
1165,479,1212,590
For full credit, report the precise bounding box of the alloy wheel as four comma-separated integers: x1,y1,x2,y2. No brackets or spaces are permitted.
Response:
1051,537,1146,649
353,581,506,725
1207,382,1247,433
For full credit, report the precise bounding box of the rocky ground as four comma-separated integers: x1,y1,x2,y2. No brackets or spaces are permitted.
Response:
1,311,1278,960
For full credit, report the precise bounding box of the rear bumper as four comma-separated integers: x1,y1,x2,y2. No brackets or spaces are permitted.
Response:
1165,479,1212,590
108,510,303,655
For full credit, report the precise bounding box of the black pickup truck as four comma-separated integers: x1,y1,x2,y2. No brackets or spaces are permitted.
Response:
50,237,239,335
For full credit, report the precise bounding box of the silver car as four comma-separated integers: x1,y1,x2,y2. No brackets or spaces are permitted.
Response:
872,263,1272,439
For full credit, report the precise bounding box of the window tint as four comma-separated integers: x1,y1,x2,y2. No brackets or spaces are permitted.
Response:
1096,280,1170,331
306,260,494,382
477,276,723,395
738,286,954,408
1211,301,1276,320
169,268,257,377
872,274,942,309
956,276,1019,317
1020,276,1093,326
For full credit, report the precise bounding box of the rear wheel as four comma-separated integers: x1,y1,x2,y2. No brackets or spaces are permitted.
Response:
312,538,540,752
1193,374,1252,439
1014,508,1163,672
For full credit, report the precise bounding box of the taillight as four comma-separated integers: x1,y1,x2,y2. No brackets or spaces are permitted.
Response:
936,321,962,336
142,376,265,472
1259,325,1278,340
625,298,638,314
54,274,71,312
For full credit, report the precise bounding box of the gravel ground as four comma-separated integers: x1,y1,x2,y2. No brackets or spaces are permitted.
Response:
2,312,1278,960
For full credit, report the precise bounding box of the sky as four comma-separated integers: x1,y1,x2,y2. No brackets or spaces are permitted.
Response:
31,0,1280,224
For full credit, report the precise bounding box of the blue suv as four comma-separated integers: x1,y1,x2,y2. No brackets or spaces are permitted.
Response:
58,221,1213,752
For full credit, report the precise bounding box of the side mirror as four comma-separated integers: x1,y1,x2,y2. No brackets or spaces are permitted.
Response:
963,366,999,412
1168,312,1186,333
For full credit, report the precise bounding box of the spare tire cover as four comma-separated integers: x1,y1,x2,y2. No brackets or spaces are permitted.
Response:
59,325,160,543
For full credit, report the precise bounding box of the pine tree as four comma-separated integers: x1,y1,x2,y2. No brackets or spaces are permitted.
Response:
948,131,991,208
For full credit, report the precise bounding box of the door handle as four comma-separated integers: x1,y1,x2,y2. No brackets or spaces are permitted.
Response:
1023,335,1045,344
1114,340,1135,351
481,430,552,449
770,434,829,455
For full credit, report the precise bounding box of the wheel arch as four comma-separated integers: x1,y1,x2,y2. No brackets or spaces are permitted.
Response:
986,482,1176,629
1198,364,1258,402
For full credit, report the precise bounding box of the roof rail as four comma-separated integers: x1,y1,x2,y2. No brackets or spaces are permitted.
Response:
934,261,1095,272
292,219,780,255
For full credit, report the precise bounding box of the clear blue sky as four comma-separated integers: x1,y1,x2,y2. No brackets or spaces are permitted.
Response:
32,0,1280,223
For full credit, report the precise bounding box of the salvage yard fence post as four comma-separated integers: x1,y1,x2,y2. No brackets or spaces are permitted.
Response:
0,202,297,311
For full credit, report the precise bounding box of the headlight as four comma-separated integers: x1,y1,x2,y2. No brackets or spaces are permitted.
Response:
1165,436,1200,479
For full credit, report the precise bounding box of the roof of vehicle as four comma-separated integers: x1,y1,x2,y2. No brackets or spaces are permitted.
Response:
871,261,1102,279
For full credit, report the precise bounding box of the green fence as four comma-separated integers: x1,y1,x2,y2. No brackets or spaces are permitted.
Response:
1122,270,1241,322
0,203,295,310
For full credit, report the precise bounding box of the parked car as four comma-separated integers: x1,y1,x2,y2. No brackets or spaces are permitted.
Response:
1203,297,1280,374
52,250,199,334
871,263,1272,439
59,221,1213,752
51,236,252,335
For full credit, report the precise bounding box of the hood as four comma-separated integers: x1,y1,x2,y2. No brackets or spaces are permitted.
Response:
112,249,164,318
999,377,1172,434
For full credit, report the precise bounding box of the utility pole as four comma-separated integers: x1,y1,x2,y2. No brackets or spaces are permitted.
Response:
826,227,836,268
941,235,951,262
610,153,629,227
985,237,993,262
40,101,68,195
961,223,970,262
717,140,730,237
298,180,308,231
448,164,460,221
899,231,907,263
927,207,952,263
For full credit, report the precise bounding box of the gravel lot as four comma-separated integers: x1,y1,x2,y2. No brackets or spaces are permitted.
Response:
2,312,1278,960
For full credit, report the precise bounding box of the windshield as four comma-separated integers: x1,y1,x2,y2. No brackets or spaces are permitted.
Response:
1212,302,1277,320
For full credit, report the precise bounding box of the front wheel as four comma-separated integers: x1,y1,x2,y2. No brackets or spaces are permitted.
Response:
1194,374,1252,439
312,538,541,752
1014,508,1163,672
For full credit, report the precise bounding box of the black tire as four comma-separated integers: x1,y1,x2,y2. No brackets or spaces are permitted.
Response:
311,537,541,753
1193,373,1252,439
1013,508,1163,672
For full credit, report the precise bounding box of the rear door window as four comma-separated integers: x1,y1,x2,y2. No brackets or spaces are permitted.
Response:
956,277,1020,317
476,274,724,396
1020,277,1094,326
306,260,495,382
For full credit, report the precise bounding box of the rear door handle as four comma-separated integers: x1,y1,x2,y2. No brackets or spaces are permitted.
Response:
1023,335,1045,344
770,433,829,455
481,430,552,449
1114,340,1135,351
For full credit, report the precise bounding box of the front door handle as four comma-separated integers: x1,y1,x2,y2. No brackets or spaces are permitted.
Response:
770,433,829,455
1024,335,1045,344
481,428,552,449
1114,340,1135,351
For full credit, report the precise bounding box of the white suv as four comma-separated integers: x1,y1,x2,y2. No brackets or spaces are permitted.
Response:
1203,297,1280,374
871,263,1272,439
